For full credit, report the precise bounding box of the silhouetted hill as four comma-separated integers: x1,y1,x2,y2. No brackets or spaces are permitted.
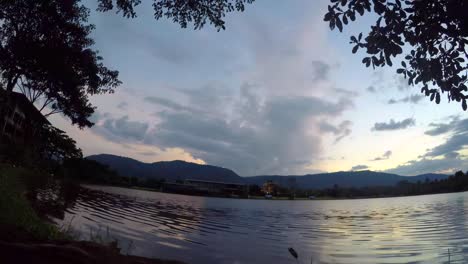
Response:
244,171,449,189
87,154,449,188
86,154,243,183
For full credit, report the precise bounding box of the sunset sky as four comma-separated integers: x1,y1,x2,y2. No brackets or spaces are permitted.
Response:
50,0,468,176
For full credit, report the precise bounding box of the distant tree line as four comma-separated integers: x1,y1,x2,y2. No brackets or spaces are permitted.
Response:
21,154,467,200
248,171,468,199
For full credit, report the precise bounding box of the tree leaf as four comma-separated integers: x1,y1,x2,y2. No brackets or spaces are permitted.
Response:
336,17,343,32
352,45,359,53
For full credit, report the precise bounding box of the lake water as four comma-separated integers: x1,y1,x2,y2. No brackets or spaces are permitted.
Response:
56,185,468,264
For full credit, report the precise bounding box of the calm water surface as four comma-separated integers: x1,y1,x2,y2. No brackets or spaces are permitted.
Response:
56,185,468,263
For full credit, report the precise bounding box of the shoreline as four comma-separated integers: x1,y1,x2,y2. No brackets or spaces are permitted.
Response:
0,230,185,264
0,166,186,264
84,183,468,201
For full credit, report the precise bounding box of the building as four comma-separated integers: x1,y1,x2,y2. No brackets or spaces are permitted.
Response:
262,180,279,195
0,91,50,144
163,179,248,197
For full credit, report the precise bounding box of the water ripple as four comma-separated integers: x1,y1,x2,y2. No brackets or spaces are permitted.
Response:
54,185,468,264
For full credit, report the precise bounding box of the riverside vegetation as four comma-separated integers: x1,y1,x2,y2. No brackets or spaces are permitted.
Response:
0,164,184,264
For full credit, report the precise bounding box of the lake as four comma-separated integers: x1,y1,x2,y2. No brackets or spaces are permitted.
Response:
55,185,468,263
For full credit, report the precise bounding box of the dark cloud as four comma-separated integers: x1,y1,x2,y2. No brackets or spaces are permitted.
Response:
144,96,196,112
426,133,468,157
311,60,331,81
386,116,468,175
145,86,353,175
94,115,149,141
424,116,459,136
372,118,415,131
445,152,460,159
117,102,128,110
424,116,468,158
385,156,467,176
396,75,411,91
370,150,392,161
366,86,376,93
387,94,425,104
351,165,369,171
318,120,352,143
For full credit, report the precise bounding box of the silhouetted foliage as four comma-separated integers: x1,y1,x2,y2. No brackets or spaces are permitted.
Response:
0,0,120,128
39,124,83,161
0,124,82,168
248,184,262,196
324,0,468,110
306,171,468,198
96,0,255,31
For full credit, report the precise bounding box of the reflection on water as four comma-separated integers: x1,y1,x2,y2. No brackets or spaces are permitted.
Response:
55,185,468,264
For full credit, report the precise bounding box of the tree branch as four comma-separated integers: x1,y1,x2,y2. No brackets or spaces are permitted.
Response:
44,109,63,117
39,98,53,112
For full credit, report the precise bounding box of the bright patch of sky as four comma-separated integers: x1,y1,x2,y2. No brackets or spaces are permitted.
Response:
50,0,468,176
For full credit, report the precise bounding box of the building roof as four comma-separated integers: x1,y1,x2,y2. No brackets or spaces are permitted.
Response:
3,91,50,125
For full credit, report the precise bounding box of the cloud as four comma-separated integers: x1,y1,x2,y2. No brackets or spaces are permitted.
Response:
75,2,356,175
396,75,411,91
311,60,330,81
423,117,468,158
144,96,196,112
144,84,353,175
385,156,467,176
117,102,128,110
372,118,416,131
351,165,369,171
366,86,376,93
370,150,392,161
386,116,468,175
333,88,359,97
424,116,459,136
387,94,425,104
318,120,352,142
94,115,149,141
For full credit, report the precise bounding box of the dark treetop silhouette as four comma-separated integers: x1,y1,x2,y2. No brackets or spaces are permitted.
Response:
324,0,468,110
96,0,255,31
0,0,120,128
0,0,254,129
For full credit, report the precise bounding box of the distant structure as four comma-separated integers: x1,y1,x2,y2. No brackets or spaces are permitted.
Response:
262,180,279,195
163,179,248,198
0,91,49,144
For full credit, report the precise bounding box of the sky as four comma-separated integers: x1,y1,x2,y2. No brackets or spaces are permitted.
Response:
49,0,468,176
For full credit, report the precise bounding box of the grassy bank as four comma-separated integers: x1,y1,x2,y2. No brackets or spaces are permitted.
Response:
0,165,185,264
0,165,63,240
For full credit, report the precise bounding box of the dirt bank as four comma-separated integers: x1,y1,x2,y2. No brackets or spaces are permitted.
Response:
0,226,185,264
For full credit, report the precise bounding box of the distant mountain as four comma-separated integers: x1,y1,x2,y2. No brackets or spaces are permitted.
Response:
87,154,449,188
86,154,243,183
244,171,449,189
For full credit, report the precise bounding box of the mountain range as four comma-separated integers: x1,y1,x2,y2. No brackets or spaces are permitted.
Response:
87,154,449,189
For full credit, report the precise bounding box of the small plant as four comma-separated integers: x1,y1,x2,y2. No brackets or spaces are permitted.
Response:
88,226,122,253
